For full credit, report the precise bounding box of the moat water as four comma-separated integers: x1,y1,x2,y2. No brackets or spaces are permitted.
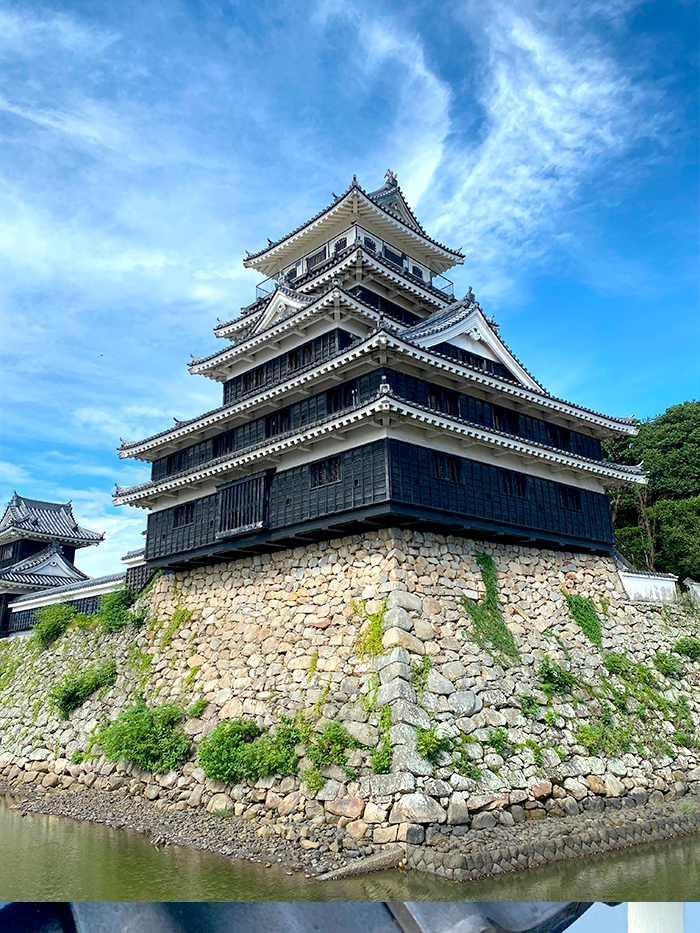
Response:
1,794,699,901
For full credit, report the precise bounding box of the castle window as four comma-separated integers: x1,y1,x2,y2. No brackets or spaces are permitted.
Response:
363,236,376,252
166,451,187,475
501,470,528,498
288,343,313,372
242,366,265,394
547,423,571,451
327,381,357,414
265,409,291,438
306,247,327,270
493,406,520,435
2,545,12,560
311,456,341,488
428,385,459,418
384,245,404,268
213,430,236,458
173,503,194,527
334,237,347,253
558,486,582,511
432,453,462,483
411,265,424,280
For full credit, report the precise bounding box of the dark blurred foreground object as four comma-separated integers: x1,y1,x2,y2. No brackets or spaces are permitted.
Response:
0,902,605,933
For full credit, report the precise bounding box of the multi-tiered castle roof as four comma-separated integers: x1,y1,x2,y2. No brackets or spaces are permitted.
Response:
115,173,644,570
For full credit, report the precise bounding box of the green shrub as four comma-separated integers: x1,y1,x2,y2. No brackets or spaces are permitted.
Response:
654,651,684,679
603,652,658,689
186,698,208,718
32,603,77,648
544,710,559,728
198,714,312,785
413,656,431,695
538,657,577,697
98,582,137,632
307,721,358,768
51,659,117,718
525,738,543,767
562,592,602,647
97,698,191,772
460,553,519,663
519,694,540,718
301,764,325,793
486,727,509,754
416,726,451,765
674,637,700,661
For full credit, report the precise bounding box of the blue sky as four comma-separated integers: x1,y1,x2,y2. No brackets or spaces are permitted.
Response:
1,0,698,575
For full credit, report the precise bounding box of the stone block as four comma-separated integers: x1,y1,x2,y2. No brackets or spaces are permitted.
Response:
372,647,410,670
413,618,435,641
359,772,415,796
346,819,368,840
480,690,508,709
423,779,452,797
343,720,378,747
563,778,588,800
379,661,412,684
389,793,447,824
390,723,417,748
278,791,301,816
448,691,482,716
375,678,416,707
604,775,625,797
373,825,398,844
325,796,365,820
207,793,233,814
390,700,430,730
364,801,388,823
387,591,423,613
530,781,552,800
41,772,59,788
447,796,470,825
392,745,433,777
384,607,413,632
144,784,161,800
382,628,425,655
471,811,497,830
314,779,343,801
396,822,425,844
426,670,455,695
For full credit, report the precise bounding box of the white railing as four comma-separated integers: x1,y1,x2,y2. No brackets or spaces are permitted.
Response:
255,224,454,300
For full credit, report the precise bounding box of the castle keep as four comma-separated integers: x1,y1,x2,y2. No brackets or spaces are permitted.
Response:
114,173,644,569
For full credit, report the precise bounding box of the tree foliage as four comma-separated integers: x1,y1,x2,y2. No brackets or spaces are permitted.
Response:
604,401,700,578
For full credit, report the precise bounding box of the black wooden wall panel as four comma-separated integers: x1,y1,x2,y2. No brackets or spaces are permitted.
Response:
146,494,219,560
387,440,613,544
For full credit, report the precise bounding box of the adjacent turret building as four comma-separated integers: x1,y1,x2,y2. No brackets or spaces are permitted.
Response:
114,173,645,570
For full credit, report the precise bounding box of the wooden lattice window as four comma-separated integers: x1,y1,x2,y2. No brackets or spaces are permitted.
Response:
166,451,187,475
558,486,582,511
493,406,520,435
327,381,358,414
334,237,347,253
306,247,327,270
288,343,313,372
242,366,266,394
384,245,404,267
311,456,342,488
432,453,462,483
173,503,194,527
265,409,291,438
501,470,528,498
547,423,571,451
428,386,459,418
363,236,376,251
411,265,424,280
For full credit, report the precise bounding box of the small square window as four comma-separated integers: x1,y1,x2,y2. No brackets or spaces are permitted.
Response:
173,503,194,527
311,456,342,488
432,453,461,483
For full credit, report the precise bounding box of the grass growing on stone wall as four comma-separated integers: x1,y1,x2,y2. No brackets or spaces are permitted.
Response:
97,697,191,773
575,723,633,756
50,659,118,718
412,656,431,696
416,726,451,765
460,553,519,664
301,764,325,793
519,694,540,718
307,721,358,769
537,656,577,698
99,582,138,633
353,599,387,660
654,651,684,679
31,604,82,648
186,697,208,718
370,705,393,774
160,606,193,649
674,637,700,660
452,732,481,780
562,592,603,648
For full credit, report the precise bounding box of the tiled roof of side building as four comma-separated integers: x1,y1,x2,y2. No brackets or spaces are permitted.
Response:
0,493,104,544
244,178,463,263
10,572,126,604
0,542,90,587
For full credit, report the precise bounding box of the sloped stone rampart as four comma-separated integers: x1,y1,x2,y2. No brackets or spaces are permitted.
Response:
1,528,699,878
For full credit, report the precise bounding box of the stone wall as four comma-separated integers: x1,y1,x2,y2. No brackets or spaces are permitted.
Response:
1,529,699,869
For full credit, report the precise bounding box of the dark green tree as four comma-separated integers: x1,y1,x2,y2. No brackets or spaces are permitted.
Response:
604,401,700,578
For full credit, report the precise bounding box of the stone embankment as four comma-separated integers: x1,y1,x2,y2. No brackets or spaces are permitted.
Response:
1,529,699,880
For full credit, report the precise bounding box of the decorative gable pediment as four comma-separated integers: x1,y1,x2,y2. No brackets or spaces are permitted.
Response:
403,291,544,392
249,287,312,337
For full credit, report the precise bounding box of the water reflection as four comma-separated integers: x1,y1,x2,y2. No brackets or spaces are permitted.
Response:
1,794,698,901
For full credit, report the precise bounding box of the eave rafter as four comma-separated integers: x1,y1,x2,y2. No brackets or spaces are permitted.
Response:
114,392,645,509
120,331,639,462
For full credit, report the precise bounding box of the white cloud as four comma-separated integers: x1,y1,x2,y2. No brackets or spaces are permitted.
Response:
0,462,31,486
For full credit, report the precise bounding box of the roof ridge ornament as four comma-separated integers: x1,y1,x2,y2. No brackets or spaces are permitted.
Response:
385,169,398,187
